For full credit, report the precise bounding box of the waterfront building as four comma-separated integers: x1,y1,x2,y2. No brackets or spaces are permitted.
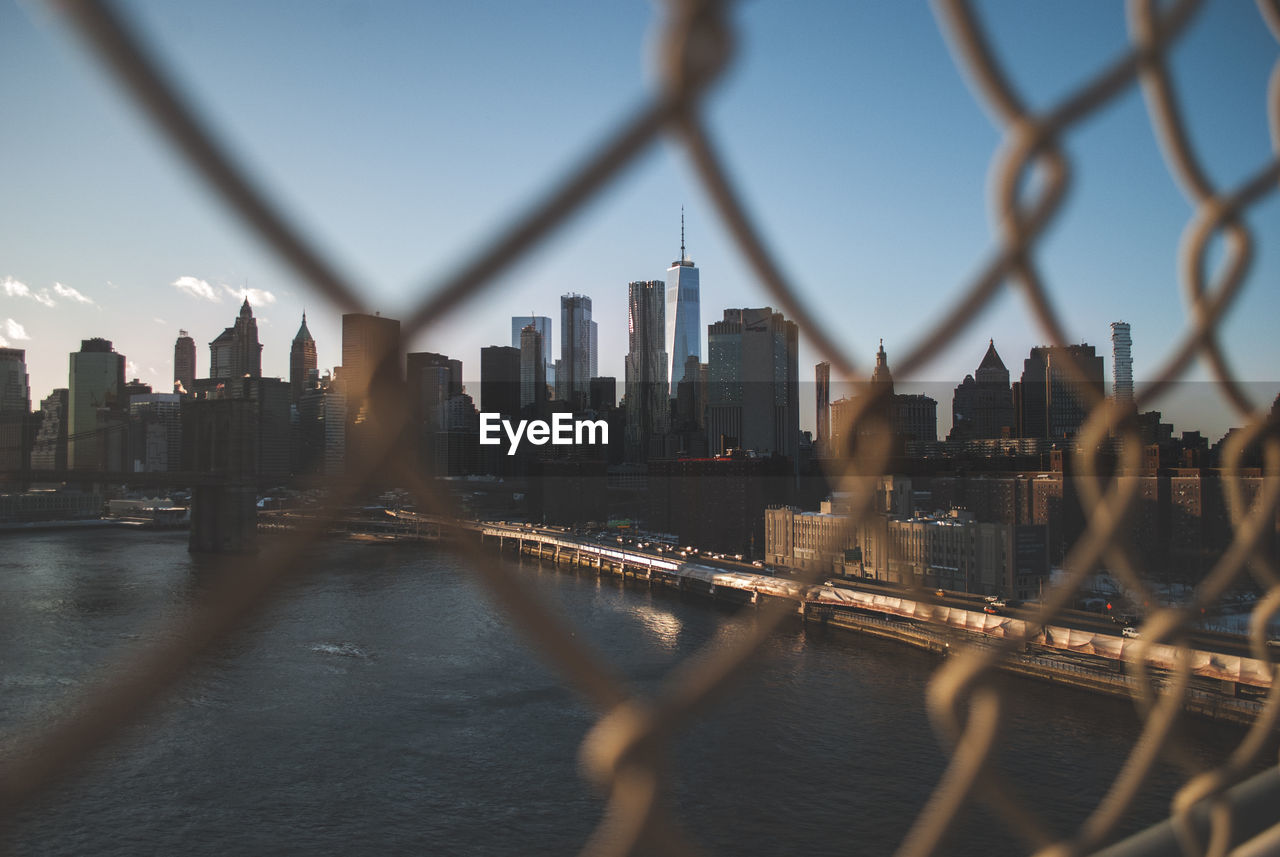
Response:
1111,321,1133,403
290,313,318,403
648,452,794,556
209,298,263,380
558,294,593,408
480,346,521,419
665,212,701,390
624,279,668,460
173,330,196,394
0,347,30,471
765,503,1049,600
949,340,1015,441
68,338,125,471
1013,344,1105,439
705,307,799,458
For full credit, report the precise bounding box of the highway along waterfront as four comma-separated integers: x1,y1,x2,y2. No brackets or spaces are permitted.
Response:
2,529,1272,856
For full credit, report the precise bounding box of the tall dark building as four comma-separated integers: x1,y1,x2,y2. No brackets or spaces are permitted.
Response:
174,330,196,394
519,324,547,412
31,388,68,471
558,293,593,407
342,312,401,399
210,299,263,380
1015,344,1105,439
706,307,799,458
589,377,616,412
480,346,521,419
290,313,318,403
815,361,831,454
949,339,1015,441
341,313,403,476
68,338,125,471
624,279,668,460
0,348,31,471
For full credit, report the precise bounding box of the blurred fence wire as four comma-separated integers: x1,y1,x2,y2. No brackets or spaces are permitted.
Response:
3,0,1280,855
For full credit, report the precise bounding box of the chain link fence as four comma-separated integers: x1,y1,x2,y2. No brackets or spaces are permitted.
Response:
4,0,1280,854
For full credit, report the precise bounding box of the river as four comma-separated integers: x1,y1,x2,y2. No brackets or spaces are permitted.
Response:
0,530,1263,855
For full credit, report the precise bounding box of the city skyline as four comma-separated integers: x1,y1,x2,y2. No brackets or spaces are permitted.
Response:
3,2,1279,440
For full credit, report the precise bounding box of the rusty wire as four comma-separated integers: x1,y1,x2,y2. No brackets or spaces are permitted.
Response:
3,0,1280,855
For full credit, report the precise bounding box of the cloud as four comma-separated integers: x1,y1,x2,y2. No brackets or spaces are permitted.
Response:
126,360,138,376
53,282,95,305
222,285,276,306
2,276,55,307
4,318,30,340
153,317,167,325
172,275,220,302
0,335,7,347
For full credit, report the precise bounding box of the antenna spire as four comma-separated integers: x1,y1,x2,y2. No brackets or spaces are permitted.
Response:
680,206,686,260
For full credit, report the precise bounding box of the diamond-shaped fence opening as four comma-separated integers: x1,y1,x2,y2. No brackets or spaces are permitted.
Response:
2,1,1279,855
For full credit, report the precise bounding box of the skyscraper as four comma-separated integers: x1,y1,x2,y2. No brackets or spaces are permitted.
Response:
665,212,701,390
511,315,553,390
1014,344,1105,439
209,299,263,379
68,338,125,470
519,323,547,411
949,340,1015,440
341,313,402,397
173,330,196,394
290,313,318,403
624,280,668,458
705,307,799,458
1111,321,1133,403
559,293,593,406
31,388,68,471
480,345,521,419
815,361,831,454
341,313,402,474
0,348,30,471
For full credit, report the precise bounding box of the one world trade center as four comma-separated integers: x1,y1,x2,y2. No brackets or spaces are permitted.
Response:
665,212,700,390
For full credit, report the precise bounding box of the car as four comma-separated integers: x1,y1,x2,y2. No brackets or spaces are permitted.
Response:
990,598,1007,609
984,594,999,603
935,588,946,597
983,604,1001,615
1122,626,1140,639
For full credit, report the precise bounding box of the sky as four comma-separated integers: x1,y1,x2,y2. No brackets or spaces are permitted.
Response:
2,0,1279,440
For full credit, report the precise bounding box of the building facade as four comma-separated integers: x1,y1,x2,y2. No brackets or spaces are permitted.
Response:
0,348,30,471
624,279,668,459
290,313,318,403
705,307,799,458
519,324,548,411
949,339,1015,441
1014,344,1105,439
173,330,196,395
68,338,125,471
558,294,593,407
1111,321,1133,403
208,299,263,380
480,345,521,419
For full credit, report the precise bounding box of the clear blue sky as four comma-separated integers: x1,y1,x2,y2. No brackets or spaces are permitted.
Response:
2,0,1278,439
